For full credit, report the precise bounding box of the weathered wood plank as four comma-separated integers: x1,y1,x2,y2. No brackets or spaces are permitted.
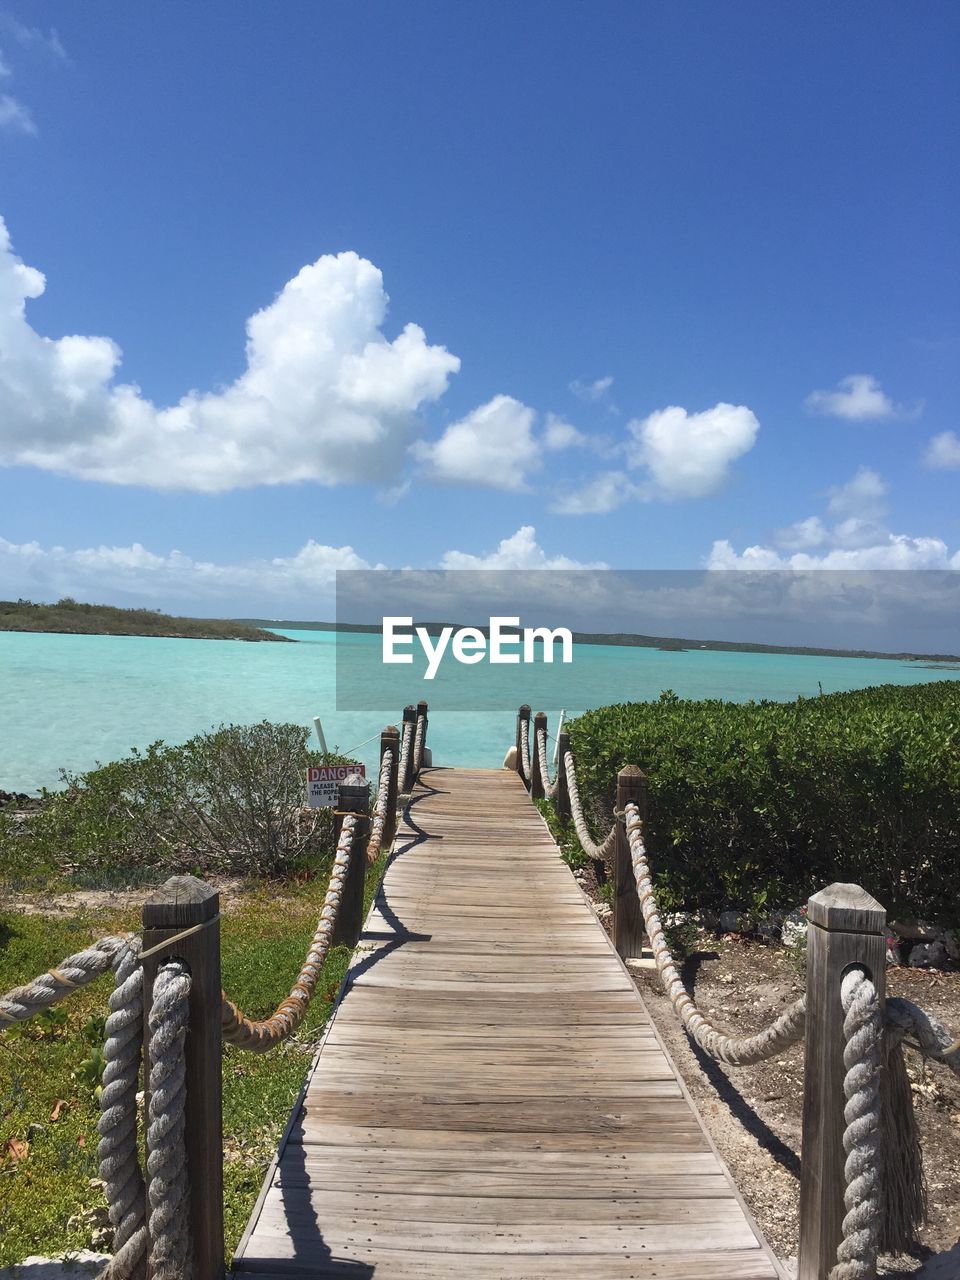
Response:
233,766,780,1280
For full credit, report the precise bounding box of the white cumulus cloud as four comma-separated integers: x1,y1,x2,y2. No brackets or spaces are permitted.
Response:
923,431,960,470
805,374,914,422
0,534,376,614
627,403,760,500
707,467,960,570
411,397,583,492
440,525,606,570
552,401,760,513
0,216,460,491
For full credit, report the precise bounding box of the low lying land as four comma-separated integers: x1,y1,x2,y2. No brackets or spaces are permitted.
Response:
0,599,291,642
240,616,960,663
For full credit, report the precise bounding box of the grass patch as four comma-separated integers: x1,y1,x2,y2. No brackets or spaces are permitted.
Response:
0,856,386,1267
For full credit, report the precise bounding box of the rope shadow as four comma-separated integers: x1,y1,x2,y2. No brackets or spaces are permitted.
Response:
675,947,802,1179
350,769,443,973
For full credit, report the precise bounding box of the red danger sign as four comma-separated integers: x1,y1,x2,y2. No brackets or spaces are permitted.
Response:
306,763,366,809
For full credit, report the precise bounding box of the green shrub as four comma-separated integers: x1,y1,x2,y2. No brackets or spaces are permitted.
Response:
0,723,358,884
568,682,960,928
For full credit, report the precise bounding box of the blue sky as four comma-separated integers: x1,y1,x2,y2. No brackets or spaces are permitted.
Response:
0,2,958,616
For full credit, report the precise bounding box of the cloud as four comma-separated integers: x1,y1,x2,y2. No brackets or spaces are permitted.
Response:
0,533,375,613
552,401,760,513
411,396,537,491
627,402,760,500
440,525,607,570
805,374,916,422
707,467,960,570
825,466,889,519
0,216,460,491
542,413,586,450
551,470,639,515
708,535,960,571
923,431,960,470
411,397,583,491
570,375,614,404
0,92,35,133
0,14,67,61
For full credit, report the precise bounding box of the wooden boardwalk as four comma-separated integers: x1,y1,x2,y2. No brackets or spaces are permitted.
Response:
234,767,782,1279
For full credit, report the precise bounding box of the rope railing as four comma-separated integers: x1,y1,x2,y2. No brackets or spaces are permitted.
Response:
518,716,531,781
221,811,357,1051
366,746,394,862
535,726,558,799
624,800,808,1064
397,717,414,790
564,749,616,861
517,702,960,1280
0,705,419,1278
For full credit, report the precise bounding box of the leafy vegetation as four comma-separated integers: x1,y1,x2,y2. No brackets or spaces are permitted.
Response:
568,682,960,928
0,855,388,1266
0,722,358,887
0,597,290,642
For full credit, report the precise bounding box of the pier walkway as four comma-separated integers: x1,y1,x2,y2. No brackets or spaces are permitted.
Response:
233,766,781,1279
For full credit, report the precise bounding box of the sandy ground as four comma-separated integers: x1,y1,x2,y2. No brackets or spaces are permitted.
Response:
622,928,960,1277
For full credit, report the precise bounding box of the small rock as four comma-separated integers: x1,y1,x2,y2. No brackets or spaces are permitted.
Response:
719,909,749,934
907,940,949,969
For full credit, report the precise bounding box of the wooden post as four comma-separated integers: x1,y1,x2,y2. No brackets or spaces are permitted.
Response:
416,699,429,770
798,883,886,1280
401,705,417,792
515,705,531,781
380,725,400,850
530,711,547,800
555,729,572,822
332,776,370,949
613,765,646,960
142,876,224,1280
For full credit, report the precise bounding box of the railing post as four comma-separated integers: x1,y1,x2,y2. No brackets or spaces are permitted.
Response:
380,724,400,850
401,704,417,792
530,711,547,800
332,775,370,949
614,765,646,960
798,883,886,1280
416,699,429,772
142,875,224,1280
515,705,531,782
555,729,572,822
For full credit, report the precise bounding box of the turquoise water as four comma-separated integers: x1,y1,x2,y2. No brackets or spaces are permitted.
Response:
1,627,958,793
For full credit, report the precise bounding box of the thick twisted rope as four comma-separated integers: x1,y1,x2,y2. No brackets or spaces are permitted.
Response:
564,750,616,861
886,996,960,1080
624,801,806,1063
518,717,531,782
146,960,193,1280
366,748,394,862
535,728,558,798
830,968,883,1280
221,812,358,1051
98,937,148,1280
397,719,414,791
413,712,426,775
0,935,130,1026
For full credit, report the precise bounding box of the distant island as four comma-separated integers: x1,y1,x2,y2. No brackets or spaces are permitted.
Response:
1,599,292,642
239,617,960,664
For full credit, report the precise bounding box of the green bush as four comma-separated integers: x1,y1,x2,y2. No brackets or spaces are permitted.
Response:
0,723,358,885
568,682,960,928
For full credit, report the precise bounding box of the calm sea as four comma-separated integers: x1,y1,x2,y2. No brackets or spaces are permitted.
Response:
1,627,958,793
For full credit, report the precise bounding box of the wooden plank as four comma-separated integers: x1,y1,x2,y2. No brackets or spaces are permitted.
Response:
233,765,781,1280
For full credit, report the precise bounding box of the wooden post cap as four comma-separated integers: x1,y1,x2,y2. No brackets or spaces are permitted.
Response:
143,875,219,927
807,883,886,933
